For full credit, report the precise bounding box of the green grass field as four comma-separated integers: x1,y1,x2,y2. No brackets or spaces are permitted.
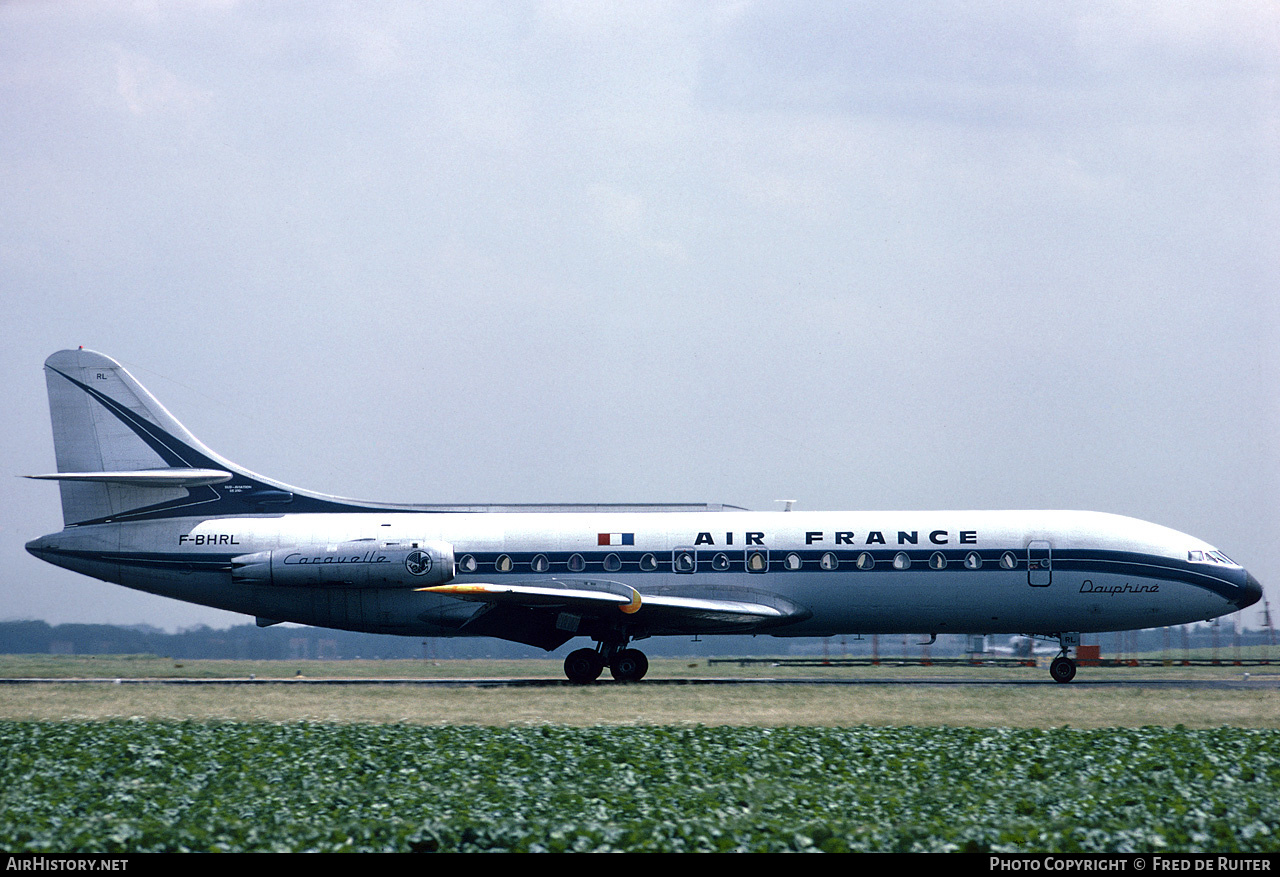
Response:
3,721,1277,852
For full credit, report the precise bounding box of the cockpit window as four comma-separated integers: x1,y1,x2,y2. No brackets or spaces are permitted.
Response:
1189,550,1236,565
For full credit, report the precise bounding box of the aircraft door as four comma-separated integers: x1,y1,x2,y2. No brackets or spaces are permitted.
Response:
1027,541,1052,587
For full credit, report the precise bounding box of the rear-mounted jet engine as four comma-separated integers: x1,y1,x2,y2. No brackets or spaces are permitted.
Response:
232,540,455,588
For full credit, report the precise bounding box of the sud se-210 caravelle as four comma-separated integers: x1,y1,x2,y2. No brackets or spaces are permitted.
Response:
25,349,1262,683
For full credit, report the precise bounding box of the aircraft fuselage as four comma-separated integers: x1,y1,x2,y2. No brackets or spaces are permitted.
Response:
28,508,1255,641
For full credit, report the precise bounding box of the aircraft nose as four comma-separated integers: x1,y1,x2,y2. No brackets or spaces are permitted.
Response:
1237,571,1263,610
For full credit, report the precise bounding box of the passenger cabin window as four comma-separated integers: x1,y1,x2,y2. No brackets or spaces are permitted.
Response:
711,553,730,571
496,554,512,573
856,552,875,570
531,554,549,573
820,552,838,571
964,552,982,570
639,553,658,572
604,553,622,572
568,553,586,572
999,551,1017,570
784,552,802,571
893,552,911,570
929,552,946,570
459,555,478,573
747,551,768,573
673,550,695,573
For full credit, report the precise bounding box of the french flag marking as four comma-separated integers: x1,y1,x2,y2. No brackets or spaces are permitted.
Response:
597,533,634,546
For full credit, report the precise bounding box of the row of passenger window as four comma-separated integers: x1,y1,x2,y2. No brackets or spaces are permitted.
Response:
456,550,1022,574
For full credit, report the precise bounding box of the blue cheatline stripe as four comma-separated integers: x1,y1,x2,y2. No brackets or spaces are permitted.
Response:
28,547,236,572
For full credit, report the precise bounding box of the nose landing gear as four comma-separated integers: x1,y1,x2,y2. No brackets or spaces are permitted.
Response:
1049,655,1077,683
1048,631,1079,683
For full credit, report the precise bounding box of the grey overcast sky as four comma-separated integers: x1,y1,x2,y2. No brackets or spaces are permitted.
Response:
2,2,1277,632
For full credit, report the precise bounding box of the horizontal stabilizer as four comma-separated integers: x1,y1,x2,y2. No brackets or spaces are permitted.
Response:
26,469,233,487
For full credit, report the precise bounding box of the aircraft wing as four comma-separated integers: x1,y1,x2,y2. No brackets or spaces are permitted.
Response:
420,578,809,632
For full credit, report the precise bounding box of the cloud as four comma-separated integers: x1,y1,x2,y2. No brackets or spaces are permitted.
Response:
113,47,211,118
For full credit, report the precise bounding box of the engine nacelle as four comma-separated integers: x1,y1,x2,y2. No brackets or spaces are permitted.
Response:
232,540,455,589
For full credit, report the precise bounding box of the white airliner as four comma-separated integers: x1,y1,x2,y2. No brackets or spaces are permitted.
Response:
25,349,1261,683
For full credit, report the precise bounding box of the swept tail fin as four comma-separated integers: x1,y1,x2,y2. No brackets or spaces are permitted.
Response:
30,349,349,526
36,349,236,525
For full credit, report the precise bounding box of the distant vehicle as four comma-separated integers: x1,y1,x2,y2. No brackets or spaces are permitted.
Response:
982,635,1059,658
26,349,1261,683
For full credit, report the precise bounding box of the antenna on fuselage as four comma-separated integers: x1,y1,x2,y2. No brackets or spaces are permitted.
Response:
775,499,796,512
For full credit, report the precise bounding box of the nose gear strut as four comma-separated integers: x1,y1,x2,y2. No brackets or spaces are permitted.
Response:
1048,631,1079,683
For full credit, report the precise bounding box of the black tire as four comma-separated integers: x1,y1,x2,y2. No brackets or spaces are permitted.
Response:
610,648,649,682
1049,656,1077,684
564,648,604,684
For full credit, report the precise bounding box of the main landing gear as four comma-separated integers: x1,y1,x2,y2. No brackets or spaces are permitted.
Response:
563,642,649,683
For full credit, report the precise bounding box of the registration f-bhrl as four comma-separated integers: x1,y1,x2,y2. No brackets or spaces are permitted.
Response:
25,349,1261,683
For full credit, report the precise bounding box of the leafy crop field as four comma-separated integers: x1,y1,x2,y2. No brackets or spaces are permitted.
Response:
2,720,1277,853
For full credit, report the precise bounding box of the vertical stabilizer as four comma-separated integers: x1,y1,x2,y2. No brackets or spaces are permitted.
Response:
41,349,223,525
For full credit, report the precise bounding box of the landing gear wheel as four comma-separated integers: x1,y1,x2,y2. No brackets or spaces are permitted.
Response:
609,648,649,682
564,648,604,684
1049,656,1077,684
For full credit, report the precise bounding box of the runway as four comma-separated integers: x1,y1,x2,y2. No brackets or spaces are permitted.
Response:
2,675,1275,689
